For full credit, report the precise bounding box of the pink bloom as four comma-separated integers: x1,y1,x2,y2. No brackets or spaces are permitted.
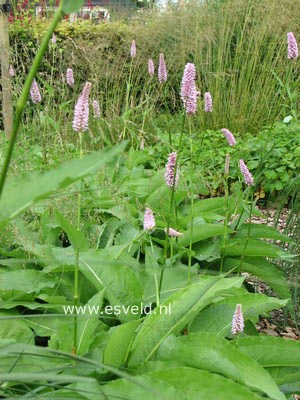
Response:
239,159,254,186
165,152,179,188
9,65,15,77
164,228,183,237
143,208,155,231
221,128,236,146
130,40,136,58
231,304,244,334
30,80,42,104
148,59,155,76
51,33,56,44
180,63,198,114
66,68,74,87
204,92,213,112
72,82,92,132
158,53,167,84
92,100,100,118
287,32,298,59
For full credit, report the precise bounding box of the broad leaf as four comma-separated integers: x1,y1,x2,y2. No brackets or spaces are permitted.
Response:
178,224,230,247
224,257,291,301
77,290,105,356
128,276,244,366
222,239,289,259
0,144,125,225
158,333,284,400
103,320,141,367
189,292,288,335
235,223,292,243
55,210,89,252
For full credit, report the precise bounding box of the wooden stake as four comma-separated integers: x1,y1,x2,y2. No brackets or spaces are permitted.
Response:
0,1,13,139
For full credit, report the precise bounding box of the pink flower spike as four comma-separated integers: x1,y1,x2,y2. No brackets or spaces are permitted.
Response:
287,32,298,59
72,82,92,132
239,159,254,186
180,63,198,114
148,59,155,76
231,304,244,334
204,92,213,112
158,53,167,83
51,33,56,44
165,152,179,188
66,68,74,87
130,40,136,58
143,208,156,231
30,80,42,104
92,100,100,118
221,128,236,146
9,65,15,77
164,228,183,237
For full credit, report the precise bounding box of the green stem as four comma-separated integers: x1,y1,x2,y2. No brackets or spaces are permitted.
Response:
187,116,193,286
73,132,83,354
0,5,63,199
159,111,186,301
220,173,230,273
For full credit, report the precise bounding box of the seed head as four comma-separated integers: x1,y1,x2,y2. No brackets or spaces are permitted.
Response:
130,40,136,58
92,100,100,118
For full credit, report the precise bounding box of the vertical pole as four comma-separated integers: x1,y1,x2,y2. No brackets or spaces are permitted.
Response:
0,0,13,139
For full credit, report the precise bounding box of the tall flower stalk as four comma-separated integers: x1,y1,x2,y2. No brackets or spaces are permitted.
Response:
122,40,136,141
72,81,91,354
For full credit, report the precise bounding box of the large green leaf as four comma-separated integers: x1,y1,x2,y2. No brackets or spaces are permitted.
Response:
222,239,290,259
224,257,291,301
0,270,57,300
158,333,285,400
77,290,105,356
0,312,34,344
235,223,293,243
189,292,288,335
99,367,264,400
103,320,141,367
0,144,125,225
128,276,244,366
178,224,231,247
48,247,143,322
233,336,300,367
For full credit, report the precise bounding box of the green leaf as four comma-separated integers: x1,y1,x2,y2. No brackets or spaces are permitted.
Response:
178,224,230,247
235,224,292,243
62,0,84,14
0,270,57,296
103,320,141,367
49,247,143,322
158,333,285,400
233,336,300,368
100,367,264,400
222,239,288,259
0,312,34,344
55,210,89,252
224,257,291,301
128,276,244,366
77,290,105,356
189,292,288,336
0,144,125,225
